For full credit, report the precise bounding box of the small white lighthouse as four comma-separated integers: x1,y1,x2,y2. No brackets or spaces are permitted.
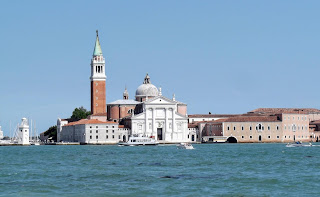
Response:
18,118,30,145
0,126,3,140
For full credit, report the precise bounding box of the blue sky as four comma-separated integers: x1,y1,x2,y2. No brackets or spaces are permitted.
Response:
1,0,320,136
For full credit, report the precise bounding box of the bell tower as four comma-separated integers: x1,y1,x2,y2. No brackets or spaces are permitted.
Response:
90,30,106,114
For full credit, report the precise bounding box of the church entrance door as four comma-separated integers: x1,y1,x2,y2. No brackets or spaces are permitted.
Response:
157,128,163,140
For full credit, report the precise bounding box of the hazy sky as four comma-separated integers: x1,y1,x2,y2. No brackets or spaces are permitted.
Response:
1,0,320,136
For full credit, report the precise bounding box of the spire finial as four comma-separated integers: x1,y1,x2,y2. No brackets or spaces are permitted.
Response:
173,93,175,101
93,30,103,56
123,85,129,100
159,87,162,96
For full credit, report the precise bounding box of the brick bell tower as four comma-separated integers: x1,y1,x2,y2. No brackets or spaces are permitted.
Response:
90,30,106,115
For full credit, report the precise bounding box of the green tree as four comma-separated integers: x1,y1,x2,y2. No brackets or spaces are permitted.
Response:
70,106,91,121
44,125,57,141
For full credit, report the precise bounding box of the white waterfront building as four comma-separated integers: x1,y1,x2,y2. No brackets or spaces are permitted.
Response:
18,118,30,145
58,119,129,144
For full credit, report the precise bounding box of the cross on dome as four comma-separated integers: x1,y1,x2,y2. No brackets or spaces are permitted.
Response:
143,73,151,84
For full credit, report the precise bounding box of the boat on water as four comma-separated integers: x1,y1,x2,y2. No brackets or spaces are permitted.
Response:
118,135,159,146
286,141,313,147
177,143,194,150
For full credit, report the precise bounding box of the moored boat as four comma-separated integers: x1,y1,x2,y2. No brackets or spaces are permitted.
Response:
118,135,159,146
177,143,194,150
286,141,312,147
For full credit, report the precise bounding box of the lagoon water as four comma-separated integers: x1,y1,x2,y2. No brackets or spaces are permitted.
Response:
0,144,320,196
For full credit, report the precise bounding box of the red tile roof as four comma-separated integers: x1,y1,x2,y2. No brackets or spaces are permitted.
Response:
64,119,117,126
224,116,279,122
250,108,320,114
188,114,240,118
196,119,229,124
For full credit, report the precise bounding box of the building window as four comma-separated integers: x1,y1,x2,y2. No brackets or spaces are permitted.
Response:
284,125,286,130
90,130,92,133
233,126,236,131
112,135,114,139
285,136,286,138
106,130,108,133
90,126,92,128
106,135,108,139
250,126,252,130
188,135,190,139
96,126,98,128
96,130,98,133
96,136,98,139
250,136,252,139
242,136,244,139
277,136,279,138
268,126,270,130
106,126,108,128
289,136,290,138
90,136,92,139
293,117,295,120
112,130,114,133
276,126,279,130
227,126,230,130
112,126,114,128
119,135,121,139
298,117,300,120
241,126,244,131
268,136,271,138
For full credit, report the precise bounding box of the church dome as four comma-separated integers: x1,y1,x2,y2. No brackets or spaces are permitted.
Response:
135,73,159,97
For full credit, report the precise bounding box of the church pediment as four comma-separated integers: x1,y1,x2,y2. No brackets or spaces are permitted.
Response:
145,96,176,105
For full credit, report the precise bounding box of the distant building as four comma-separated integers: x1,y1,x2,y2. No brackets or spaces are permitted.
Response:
191,108,313,143
107,74,190,143
0,126,3,140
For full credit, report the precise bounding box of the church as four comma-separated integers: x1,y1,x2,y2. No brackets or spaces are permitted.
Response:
57,31,195,144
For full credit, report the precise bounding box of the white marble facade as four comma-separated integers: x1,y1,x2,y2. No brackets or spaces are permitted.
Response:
131,96,189,143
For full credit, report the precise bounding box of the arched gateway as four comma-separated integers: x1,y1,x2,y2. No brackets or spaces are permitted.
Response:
227,136,237,143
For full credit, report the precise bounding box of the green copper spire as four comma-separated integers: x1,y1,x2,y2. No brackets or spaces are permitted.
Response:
93,30,103,56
